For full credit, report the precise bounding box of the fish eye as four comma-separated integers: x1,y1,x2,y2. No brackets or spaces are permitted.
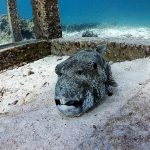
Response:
56,71,62,76
93,63,97,69
88,61,97,70
77,70,82,75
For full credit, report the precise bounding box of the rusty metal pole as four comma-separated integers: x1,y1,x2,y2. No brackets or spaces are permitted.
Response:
30,0,62,40
45,0,62,39
7,0,23,42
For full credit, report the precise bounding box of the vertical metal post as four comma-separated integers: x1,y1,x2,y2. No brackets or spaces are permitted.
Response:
30,0,62,40
7,0,22,42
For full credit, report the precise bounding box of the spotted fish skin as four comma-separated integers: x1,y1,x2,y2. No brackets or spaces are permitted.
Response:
55,44,117,117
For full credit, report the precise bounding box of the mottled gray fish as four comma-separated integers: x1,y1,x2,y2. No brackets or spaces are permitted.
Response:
55,44,117,117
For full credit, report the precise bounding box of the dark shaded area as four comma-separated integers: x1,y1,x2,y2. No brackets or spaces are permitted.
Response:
55,99,61,105
20,18,35,39
65,100,83,107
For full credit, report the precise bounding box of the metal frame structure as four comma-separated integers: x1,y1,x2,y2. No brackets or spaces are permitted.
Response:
6,0,62,42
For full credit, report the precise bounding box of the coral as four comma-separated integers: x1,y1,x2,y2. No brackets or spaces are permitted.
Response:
0,15,34,45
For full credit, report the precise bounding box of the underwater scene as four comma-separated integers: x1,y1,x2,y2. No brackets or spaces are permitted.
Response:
0,0,150,45
0,1,150,149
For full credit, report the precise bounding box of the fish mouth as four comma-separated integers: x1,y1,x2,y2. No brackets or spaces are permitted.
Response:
55,99,83,117
55,99,83,107
64,100,83,107
57,104,82,117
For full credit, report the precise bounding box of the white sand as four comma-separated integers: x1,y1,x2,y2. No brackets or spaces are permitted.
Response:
0,55,150,149
63,26,150,45
1,26,150,46
63,26,150,39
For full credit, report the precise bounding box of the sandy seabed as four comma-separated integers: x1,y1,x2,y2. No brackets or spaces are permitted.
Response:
63,26,150,39
63,26,150,45
1,26,150,45
0,55,150,149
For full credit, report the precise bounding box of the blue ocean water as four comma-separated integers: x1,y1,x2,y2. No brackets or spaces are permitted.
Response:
0,0,150,27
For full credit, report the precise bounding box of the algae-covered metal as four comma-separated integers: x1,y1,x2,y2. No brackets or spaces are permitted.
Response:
7,0,23,42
